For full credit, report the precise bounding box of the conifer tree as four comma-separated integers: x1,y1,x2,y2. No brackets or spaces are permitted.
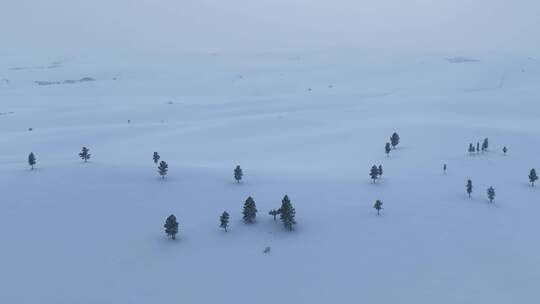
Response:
503,146,508,155
79,147,91,162
269,209,280,221
279,195,296,231
529,168,538,187
466,179,473,198
390,132,400,149
234,165,243,183
28,152,36,170
373,200,383,215
443,163,447,174
242,196,257,223
153,152,160,164
220,211,230,232
468,143,475,154
370,165,379,183
482,138,489,152
476,142,480,153
164,214,179,240
385,142,391,157
378,165,383,177
487,186,495,203
158,161,168,179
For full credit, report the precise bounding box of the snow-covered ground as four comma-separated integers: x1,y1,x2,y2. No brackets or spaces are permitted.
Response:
1,50,539,303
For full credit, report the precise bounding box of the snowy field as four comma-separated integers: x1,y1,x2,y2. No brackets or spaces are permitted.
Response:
1,50,539,303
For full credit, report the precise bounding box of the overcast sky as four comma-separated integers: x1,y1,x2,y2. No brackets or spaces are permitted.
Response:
2,0,538,54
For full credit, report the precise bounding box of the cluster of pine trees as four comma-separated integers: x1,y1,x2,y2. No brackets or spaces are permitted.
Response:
468,138,490,154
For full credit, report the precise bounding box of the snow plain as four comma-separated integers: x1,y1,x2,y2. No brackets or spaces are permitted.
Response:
0,50,539,303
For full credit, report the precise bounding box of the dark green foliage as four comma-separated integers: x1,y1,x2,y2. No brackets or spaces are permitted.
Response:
503,146,508,155
373,200,383,215
482,138,489,152
468,143,475,154
153,152,160,164
487,186,495,203
234,165,243,183
242,196,257,223
269,209,280,221
390,132,400,149
79,147,91,162
279,195,296,231
164,214,179,240
476,142,480,153
443,163,447,173
370,165,379,183
378,165,383,177
158,161,168,179
28,152,36,169
385,142,391,156
529,168,538,186
220,211,230,232
466,179,473,198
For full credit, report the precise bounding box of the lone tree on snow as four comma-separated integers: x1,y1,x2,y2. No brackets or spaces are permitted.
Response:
220,211,230,232
529,168,538,187
158,161,168,179
79,147,91,162
443,163,447,174
378,165,383,177
487,186,496,203
153,152,160,164
385,142,391,157
164,214,179,240
373,200,383,215
390,132,400,149
234,165,243,183
466,179,473,198
279,195,296,231
370,165,379,183
503,146,508,155
242,196,257,223
269,209,280,221
28,152,36,170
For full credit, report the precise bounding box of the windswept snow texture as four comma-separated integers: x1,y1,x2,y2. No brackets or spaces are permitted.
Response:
0,51,539,303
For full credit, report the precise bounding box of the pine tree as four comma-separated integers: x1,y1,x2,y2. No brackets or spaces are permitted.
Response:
234,165,243,183
378,165,383,177
468,143,475,154
482,138,489,152
529,168,538,187
28,152,36,170
269,209,280,221
79,147,91,162
443,163,447,174
487,186,495,203
476,142,480,153
279,195,296,231
164,214,179,240
503,146,508,155
158,161,168,179
242,196,257,223
385,142,391,157
390,132,400,149
373,200,383,215
466,179,473,198
153,152,160,164
220,211,230,232
370,165,379,183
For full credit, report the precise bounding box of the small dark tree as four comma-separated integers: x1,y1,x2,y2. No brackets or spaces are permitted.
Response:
269,209,280,221
279,195,296,231
220,211,230,232
466,179,473,198
242,196,257,223
385,142,391,157
390,132,400,149
503,146,508,155
482,138,489,152
28,152,36,170
443,163,447,174
164,214,179,240
476,142,480,153
234,165,243,183
79,147,91,162
529,168,538,187
158,161,168,179
378,165,383,177
373,200,383,215
370,165,379,183
487,186,495,203
153,152,160,164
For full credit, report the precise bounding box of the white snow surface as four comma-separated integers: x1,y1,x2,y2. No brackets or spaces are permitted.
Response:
1,50,539,303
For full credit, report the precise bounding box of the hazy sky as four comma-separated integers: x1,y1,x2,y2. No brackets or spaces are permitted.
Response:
2,0,538,53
